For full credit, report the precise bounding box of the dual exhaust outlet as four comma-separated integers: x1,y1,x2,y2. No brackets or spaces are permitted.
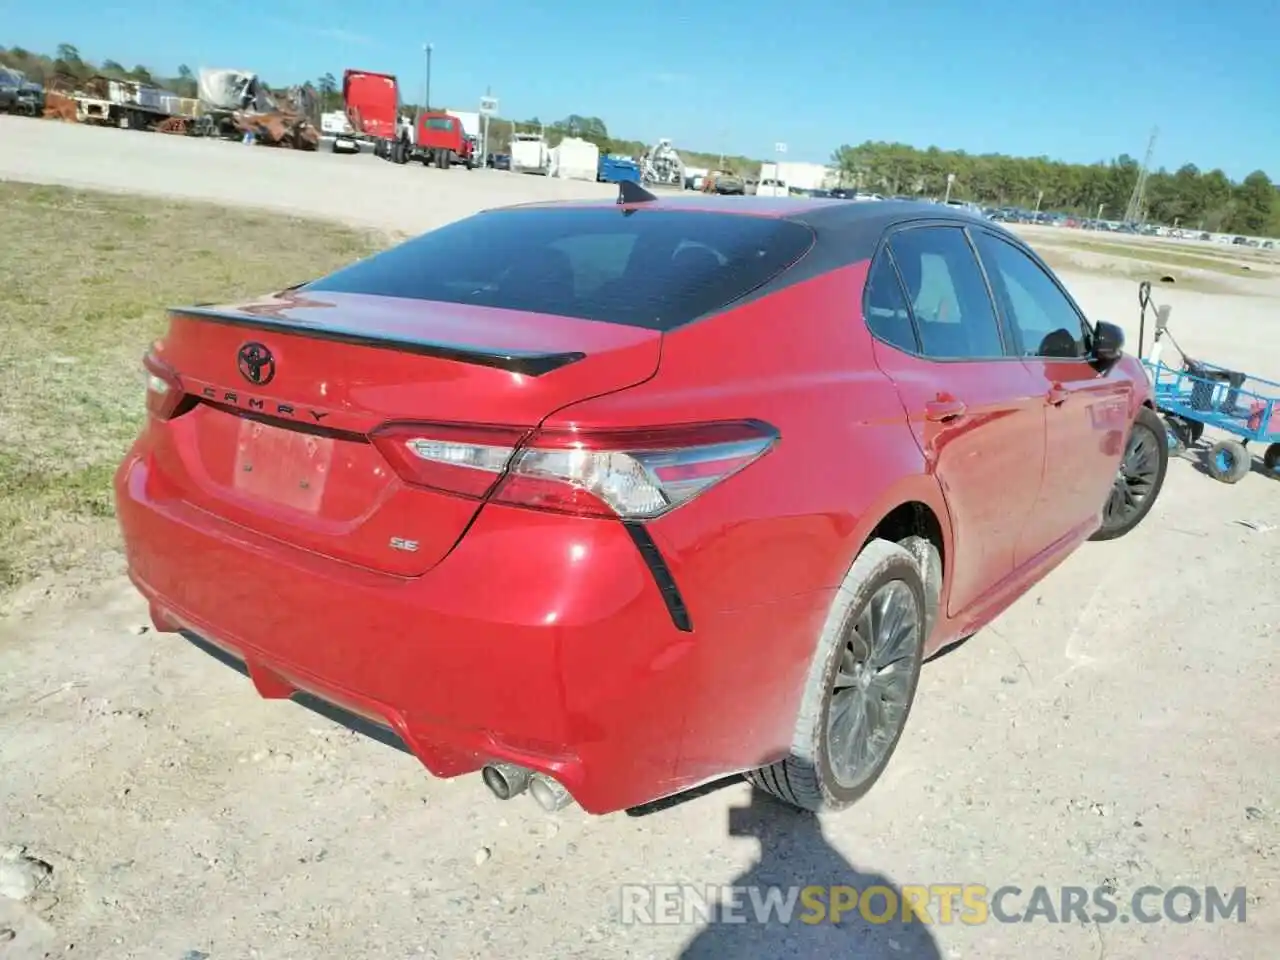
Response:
481,762,574,812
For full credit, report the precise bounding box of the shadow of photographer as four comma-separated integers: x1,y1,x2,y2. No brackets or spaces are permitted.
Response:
678,789,943,959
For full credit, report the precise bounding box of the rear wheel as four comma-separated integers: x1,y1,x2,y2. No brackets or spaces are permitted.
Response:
1091,406,1168,541
1207,439,1251,483
746,540,925,813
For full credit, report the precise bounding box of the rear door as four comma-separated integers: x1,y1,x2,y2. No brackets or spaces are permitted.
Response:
969,229,1132,561
866,224,1046,617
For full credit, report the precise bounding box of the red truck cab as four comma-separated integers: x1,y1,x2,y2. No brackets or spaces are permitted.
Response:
342,69,398,141
415,112,475,169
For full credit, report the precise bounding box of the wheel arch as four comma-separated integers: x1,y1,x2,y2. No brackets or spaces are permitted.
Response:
845,474,954,610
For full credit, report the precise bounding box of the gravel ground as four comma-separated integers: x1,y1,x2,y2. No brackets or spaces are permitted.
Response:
1,115,1277,960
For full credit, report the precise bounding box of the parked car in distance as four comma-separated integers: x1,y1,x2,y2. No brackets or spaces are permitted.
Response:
116,193,1166,817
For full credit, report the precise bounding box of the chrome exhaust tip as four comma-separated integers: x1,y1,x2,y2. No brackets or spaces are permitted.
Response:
481,763,532,800
528,773,574,812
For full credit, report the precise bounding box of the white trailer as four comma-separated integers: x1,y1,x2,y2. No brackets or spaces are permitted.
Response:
511,132,549,175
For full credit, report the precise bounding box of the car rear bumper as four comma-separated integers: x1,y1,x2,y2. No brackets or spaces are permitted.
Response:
116,450,828,813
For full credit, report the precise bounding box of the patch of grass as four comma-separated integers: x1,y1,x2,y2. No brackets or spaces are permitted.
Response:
1032,248,1242,295
1039,236,1270,278
0,182,386,593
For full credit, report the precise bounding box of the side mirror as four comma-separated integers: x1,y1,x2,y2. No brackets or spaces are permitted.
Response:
1092,320,1125,368
1155,305,1171,333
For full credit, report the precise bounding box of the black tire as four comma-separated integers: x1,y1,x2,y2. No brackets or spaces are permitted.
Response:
1264,443,1280,478
1206,439,1251,483
746,539,925,813
1162,415,1190,455
897,534,942,647
1091,406,1169,541
1187,420,1205,445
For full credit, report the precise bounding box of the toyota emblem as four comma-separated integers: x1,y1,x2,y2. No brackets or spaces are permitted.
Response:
237,342,276,385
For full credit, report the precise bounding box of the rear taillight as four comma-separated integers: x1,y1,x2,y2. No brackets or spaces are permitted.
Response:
370,420,778,519
143,351,184,420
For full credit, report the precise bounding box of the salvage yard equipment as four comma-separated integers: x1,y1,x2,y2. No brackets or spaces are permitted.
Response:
0,66,45,116
44,72,200,130
198,69,319,149
1138,280,1280,481
641,138,685,187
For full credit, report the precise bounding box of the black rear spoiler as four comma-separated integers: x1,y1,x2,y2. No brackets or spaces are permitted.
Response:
171,306,586,377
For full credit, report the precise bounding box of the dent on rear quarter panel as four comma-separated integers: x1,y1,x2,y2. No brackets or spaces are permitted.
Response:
540,263,937,612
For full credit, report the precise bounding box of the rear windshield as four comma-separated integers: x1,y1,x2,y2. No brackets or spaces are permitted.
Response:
304,207,814,330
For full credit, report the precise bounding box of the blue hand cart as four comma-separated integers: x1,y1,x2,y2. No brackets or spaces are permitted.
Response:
1137,280,1280,483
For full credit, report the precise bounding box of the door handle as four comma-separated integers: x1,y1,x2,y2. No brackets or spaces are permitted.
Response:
924,397,968,422
1046,383,1069,406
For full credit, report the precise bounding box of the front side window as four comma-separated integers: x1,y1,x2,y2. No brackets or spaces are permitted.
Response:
886,226,1005,359
971,232,1088,359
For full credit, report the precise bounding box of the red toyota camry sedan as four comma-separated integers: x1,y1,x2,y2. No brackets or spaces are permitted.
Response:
115,188,1166,816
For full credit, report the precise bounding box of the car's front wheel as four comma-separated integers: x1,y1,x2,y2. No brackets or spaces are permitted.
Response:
1091,406,1169,541
747,539,925,813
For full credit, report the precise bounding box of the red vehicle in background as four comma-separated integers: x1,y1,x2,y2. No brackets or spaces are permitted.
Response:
341,69,398,154
415,111,476,169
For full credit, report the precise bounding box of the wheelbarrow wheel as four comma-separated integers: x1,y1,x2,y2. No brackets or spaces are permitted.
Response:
1263,443,1280,478
1206,439,1251,484
1162,415,1189,454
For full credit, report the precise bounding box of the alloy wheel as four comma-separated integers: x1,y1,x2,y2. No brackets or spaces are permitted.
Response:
1103,423,1160,528
827,581,921,789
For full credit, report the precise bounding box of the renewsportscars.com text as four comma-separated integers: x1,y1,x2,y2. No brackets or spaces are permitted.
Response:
619,883,1248,926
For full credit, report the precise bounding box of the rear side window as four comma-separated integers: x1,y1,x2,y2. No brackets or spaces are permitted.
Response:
886,226,1005,359
863,252,917,353
306,208,814,330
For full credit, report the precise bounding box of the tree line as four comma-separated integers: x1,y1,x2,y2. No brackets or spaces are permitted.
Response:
831,142,1278,236
4,43,1275,235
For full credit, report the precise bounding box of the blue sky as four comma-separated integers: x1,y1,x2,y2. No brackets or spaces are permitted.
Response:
6,0,1278,179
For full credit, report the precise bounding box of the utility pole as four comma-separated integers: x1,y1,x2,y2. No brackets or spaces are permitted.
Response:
422,43,433,113
479,88,498,165
1123,126,1158,225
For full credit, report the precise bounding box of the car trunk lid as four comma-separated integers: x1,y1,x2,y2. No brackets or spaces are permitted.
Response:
148,290,661,576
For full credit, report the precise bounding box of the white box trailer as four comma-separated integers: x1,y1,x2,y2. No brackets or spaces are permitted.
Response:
549,137,600,182
511,132,549,175
321,111,354,135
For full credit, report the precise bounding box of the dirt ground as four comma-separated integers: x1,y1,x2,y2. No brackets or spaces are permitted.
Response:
1,116,1277,960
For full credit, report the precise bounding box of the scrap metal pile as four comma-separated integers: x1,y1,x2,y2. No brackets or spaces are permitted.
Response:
196,69,319,149
40,72,199,128
29,67,318,149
